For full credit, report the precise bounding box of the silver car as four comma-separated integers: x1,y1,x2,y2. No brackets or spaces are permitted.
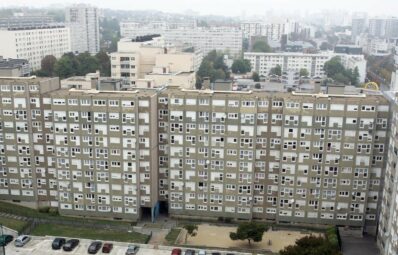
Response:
14,235,31,247
125,244,139,255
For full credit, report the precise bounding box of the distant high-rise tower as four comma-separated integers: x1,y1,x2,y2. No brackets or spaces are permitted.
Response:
66,4,100,54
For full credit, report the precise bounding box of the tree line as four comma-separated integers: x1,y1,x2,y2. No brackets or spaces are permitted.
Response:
36,51,111,79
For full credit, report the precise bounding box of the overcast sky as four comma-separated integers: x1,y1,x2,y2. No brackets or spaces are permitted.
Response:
0,0,397,17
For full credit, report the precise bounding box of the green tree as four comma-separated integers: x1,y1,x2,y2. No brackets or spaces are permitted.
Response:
351,67,360,86
95,51,111,76
320,42,331,51
231,59,251,74
76,52,99,76
252,72,260,82
53,53,78,78
230,222,268,246
40,55,57,76
196,50,229,88
270,65,282,76
280,235,341,255
324,57,345,78
100,17,120,52
183,224,198,244
299,68,309,77
252,40,272,53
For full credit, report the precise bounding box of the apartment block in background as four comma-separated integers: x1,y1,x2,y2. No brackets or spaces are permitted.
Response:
111,35,201,88
66,4,100,54
0,77,60,207
0,26,70,71
244,52,367,83
120,22,243,57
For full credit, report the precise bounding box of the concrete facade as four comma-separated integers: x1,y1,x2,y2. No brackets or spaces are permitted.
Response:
0,26,70,71
120,22,243,57
111,36,200,88
66,4,100,54
244,52,367,83
0,78,391,231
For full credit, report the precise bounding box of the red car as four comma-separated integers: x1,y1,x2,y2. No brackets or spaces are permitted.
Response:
171,248,182,255
102,243,113,253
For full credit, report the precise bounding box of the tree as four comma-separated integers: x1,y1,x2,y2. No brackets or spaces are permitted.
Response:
351,67,360,86
269,65,282,76
252,40,272,53
96,51,111,76
54,56,77,79
252,72,260,82
231,59,251,74
299,68,309,77
320,42,331,51
196,50,230,88
279,235,341,255
76,53,99,76
254,83,261,89
324,57,346,78
230,222,268,246
183,224,198,244
40,55,57,77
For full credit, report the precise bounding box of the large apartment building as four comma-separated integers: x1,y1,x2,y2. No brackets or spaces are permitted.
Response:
119,22,243,57
65,4,100,55
0,77,390,233
0,26,71,71
0,77,61,206
378,90,398,255
244,52,367,83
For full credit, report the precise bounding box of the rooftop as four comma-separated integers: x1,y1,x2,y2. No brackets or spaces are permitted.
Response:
0,58,28,69
46,88,159,98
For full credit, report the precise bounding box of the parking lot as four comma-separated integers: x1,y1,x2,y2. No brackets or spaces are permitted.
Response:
4,236,170,255
3,236,251,255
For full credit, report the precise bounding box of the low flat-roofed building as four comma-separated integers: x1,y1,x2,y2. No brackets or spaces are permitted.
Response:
0,56,30,77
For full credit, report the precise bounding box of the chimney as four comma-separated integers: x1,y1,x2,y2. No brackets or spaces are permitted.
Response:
202,77,210,90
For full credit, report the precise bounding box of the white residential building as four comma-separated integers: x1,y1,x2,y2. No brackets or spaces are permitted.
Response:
120,22,243,57
0,26,70,71
111,35,201,88
241,20,300,41
244,52,367,83
65,4,100,54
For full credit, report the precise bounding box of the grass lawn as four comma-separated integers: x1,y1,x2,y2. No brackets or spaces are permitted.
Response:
31,224,149,243
0,201,133,227
0,217,28,232
165,228,181,245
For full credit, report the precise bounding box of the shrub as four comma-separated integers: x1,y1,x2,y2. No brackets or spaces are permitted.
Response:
48,207,59,216
38,207,50,213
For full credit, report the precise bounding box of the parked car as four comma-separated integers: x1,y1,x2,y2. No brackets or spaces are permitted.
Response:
102,243,113,253
171,248,182,255
0,235,13,246
198,250,206,255
184,250,195,255
125,244,139,255
88,241,102,254
63,239,79,251
51,237,66,250
211,253,221,255
14,235,31,247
